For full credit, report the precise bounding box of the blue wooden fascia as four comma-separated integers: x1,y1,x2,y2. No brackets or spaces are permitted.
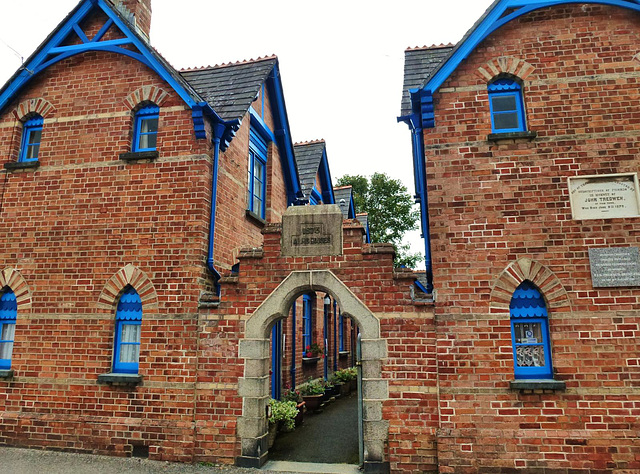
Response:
417,0,640,129
249,107,276,143
318,149,335,205
0,0,202,116
266,64,304,205
424,0,640,95
348,195,356,219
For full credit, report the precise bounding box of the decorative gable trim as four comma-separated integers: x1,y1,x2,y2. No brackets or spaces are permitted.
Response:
490,258,571,314
476,57,536,83
97,264,158,311
12,98,56,121
0,0,201,116
0,268,32,310
124,86,170,109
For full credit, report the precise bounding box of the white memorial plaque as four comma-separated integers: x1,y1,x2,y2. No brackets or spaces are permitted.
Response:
568,173,640,220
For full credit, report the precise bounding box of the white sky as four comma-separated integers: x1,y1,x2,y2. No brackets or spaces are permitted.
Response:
0,0,495,268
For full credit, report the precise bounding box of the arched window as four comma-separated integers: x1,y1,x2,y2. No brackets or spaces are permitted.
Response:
19,115,44,162
113,286,142,374
488,78,526,133
0,287,17,370
133,104,159,152
510,280,552,379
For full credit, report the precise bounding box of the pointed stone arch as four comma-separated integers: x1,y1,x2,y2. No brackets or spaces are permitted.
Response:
489,258,571,314
97,264,158,311
476,56,536,83
237,270,389,469
0,268,32,311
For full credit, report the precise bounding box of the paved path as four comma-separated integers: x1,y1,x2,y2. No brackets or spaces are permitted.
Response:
268,391,359,465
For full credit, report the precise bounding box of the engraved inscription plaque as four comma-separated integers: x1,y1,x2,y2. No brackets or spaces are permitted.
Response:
589,247,640,288
569,173,640,220
281,205,343,257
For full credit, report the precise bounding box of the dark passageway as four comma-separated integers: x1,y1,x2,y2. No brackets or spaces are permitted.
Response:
269,392,359,464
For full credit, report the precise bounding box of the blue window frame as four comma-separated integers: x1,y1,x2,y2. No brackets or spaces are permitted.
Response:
19,115,44,162
0,288,17,370
302,294,312,355
113,286,142,374
247,128,267,219
133,105,159,152
510,281,552,379
488,78,526,133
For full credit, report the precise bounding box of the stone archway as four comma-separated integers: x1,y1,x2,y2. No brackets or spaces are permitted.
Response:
236,270,389,471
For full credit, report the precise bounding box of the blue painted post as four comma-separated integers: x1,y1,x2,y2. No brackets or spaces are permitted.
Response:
290,303,296,389
333,299,337,372
323,297,329,381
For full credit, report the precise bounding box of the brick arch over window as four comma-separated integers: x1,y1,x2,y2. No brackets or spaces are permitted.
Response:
0,268,32,310
476,56,536,83
12,98,55,121
97,264,158,311
490,258,571,314
124,86,170,110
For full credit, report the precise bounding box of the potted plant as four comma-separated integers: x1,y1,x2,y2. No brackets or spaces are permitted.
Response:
329,373,345,398
298,378,325,412
302,343,324,364
282,386,305,426
267,398,298,448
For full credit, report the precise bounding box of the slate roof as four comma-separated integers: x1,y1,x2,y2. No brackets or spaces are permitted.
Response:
356,213,368,229
181,57,278,122
400,44,454,117
334,186,353,218
293,140,326,200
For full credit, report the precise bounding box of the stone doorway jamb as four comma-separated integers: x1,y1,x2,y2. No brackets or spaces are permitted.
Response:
236,270,389,472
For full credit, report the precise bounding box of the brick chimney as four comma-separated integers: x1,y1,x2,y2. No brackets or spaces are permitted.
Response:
114,0,152,40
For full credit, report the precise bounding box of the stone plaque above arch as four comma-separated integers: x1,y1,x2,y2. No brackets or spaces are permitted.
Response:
97,264,158,311
490,258,571,314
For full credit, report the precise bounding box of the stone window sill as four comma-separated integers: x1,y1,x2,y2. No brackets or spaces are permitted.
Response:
245,209,266,227
510,379,566,392
4,160,40,171
488,131,537,143
302,356,320,365
97,373,143,386
0,370,14,379
119,151,159,162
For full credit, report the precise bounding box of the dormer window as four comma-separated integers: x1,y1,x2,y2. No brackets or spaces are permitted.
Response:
133,105,159,152
19,115,44,162
488,78,526,133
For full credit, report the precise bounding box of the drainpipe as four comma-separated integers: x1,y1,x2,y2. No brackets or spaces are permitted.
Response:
412,126,434,294
207,121,226,295
333,299,337,372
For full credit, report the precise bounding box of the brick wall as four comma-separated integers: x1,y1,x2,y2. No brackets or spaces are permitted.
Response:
0,10,298,463
425,5,640,472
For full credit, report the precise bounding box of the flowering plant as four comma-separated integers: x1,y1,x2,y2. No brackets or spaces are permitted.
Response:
298,378,325,396
268,399,299,431
282,386,303,404
305,343,323,358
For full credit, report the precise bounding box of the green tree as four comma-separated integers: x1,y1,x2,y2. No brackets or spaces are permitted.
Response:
336,173,422,268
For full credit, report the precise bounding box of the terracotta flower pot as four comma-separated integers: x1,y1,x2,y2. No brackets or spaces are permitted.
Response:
302,394,323,412
294,401,305,426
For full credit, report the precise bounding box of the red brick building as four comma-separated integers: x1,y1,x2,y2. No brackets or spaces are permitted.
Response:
400,0,640,471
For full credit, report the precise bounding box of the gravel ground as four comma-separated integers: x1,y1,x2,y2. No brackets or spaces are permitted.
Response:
0,446,278,474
